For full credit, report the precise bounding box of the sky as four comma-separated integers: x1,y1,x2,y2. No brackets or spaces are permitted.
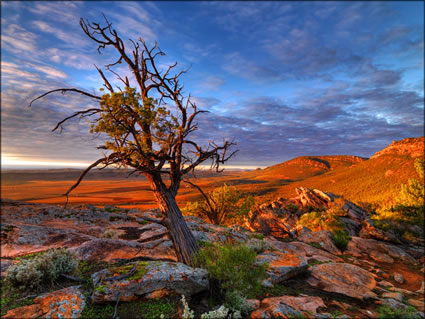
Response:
1,1,424,169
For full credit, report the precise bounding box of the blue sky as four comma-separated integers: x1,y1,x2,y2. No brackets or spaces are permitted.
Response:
1,1,424,169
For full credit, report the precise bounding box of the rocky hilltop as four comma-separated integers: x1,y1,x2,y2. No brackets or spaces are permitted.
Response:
1,186,424,318
371,137,424,159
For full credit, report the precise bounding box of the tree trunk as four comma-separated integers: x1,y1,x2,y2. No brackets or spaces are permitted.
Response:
147,176,199,266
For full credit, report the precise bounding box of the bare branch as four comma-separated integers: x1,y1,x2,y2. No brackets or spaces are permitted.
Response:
52,108,101,132
29,88,101,107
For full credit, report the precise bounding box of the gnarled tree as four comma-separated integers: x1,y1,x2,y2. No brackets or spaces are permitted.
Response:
30,16,236,266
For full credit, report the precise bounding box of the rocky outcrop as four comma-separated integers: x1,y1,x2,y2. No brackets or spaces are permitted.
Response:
256,250,308,283
307,263,377,300
91,261,208,303
371,137,424,159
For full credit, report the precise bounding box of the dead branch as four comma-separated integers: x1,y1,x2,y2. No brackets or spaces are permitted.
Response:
29,88,101,107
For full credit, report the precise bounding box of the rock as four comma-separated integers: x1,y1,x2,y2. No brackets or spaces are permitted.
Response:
358,309,379,319
33,286,86,318
409,299,425,312
417,281,425,294
261,295,326,313
247,299,261,311
382,292,403,302
297,229,341,255
91,261,208,303
295,187,334,210
0,259,14,278
393,273,405,284
253,300,301,319
265,237,343,263
360,219,400,243
370,250,394,263
256,250,308,283
383,298,408,309
71,238,176,262
2,304,43,319
346,237,417,265
378,280,394,288
307,263,377,300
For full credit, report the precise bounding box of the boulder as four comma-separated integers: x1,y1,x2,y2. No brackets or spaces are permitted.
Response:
307,263,377,300
297,229,341,255
382,292,403,302
91,261,208,303
256,250,308,283
71,238,176,262
393,273,405,284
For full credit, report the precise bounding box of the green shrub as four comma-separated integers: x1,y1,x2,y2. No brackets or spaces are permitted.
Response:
284,203,299,214
245,238,269,254
333,230,351,251
6,248,78,291
376,305,420,319
297,210,344,233
194,243,267,301
102,229,118,239
184,184,255,225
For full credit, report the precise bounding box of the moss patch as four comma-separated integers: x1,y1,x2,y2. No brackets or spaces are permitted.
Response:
108,262,149,281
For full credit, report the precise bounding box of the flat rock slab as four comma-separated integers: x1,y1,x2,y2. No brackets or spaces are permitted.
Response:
262,295,326,314
346,237,417,265
91,261,208,303
265,238,343,263
297,229,341,255
71,238,176,262
256,250,308,283
307,263,377,300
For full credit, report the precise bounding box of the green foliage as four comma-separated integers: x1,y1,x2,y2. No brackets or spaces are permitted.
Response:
333,230,351,251
194,243,267,300
250,233,265,240
184,184,255,225
6,248,78,291
91,87,180,161
261,284,301,297
108,262,148,281
297,210,345,233
80,303,114,319
375,158,425,228
376,305,420,319
139,299,176,319
245,238,269,254
284,203,299,214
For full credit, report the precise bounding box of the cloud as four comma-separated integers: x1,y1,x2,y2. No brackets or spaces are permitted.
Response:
200,76,225,90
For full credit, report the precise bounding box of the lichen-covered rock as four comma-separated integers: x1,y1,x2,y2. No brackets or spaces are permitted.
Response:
2,304,43,319
297,229,341,255
33,286,86,318
307,263,377,300
393,273,405,284
91,261,208,303
256,250,308,283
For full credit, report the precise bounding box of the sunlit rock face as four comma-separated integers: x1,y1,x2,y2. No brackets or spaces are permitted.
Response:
307,263,377,300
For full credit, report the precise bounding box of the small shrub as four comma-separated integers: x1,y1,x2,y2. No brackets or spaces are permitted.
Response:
245,238,269,254
376,305,420,319
102,229,118,239
284,203,299,214
6,248,78,291
194,243,267,299
297,210,344,233
333,230,351,251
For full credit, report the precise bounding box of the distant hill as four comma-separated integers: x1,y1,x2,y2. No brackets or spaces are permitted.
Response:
242,155,366,182
275,137,424,206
